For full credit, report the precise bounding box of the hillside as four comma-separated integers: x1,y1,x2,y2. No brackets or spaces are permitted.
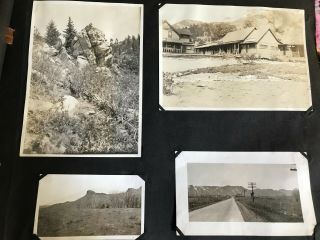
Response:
172,19,204,29
172,9,304,44
41,187,142,210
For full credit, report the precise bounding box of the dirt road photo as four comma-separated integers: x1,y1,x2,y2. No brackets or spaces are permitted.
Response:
189,197,244,222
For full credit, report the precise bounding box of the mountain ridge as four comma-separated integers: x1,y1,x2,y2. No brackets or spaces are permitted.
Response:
188,185,299,198
170,10,304,44
40,187,142,210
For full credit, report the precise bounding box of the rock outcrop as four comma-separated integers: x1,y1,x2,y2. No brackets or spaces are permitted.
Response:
70,24,112,67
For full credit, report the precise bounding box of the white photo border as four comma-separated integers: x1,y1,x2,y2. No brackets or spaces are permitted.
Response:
175,151,316,236
159,4,312,111
20,1,144,157
33,174,145,240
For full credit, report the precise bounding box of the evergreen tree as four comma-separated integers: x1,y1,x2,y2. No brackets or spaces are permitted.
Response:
63,17,77,52
131,35,136,51
33,27,42,41
45,20,60,46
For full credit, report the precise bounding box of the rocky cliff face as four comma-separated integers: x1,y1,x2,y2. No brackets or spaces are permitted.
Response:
42,188,142,211
70,24,112,66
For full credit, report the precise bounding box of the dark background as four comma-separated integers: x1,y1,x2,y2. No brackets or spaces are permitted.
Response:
1,0,320,239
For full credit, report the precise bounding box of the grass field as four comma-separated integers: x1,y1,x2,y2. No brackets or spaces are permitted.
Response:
188,195,230,212
38,206,141,236
235,196,303,222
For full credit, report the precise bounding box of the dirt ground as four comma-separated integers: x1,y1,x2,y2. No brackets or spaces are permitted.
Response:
162,56,311,109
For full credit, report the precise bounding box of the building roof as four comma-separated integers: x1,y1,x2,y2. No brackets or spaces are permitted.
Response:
195,42,219,49
177,28,192,36
220,27,255,44
195,27,285,49
163,20,192,37
163,20,181,36
242,28,282,44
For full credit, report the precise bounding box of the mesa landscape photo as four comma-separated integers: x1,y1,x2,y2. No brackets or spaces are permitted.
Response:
21,2,142,155
187,163,303,222
36,175,144,237
160,5,311,109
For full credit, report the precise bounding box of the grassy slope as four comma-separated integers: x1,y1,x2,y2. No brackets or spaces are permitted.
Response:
38,206,141,236
235,196,303,222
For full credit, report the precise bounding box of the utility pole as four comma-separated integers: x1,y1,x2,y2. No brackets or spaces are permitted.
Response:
248,182,256,203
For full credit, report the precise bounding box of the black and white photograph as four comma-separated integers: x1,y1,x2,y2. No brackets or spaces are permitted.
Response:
188,163,303,223
20,1,143,157
34,175,145,239
159,4,311,110
176,152,316,236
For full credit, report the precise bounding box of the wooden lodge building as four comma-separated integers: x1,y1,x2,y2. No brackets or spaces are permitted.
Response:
162,20,195,53
195,27,305,58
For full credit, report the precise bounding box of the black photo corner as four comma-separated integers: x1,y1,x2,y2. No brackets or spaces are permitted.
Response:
0,0,320,240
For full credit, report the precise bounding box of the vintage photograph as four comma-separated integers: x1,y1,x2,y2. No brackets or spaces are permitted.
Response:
20,1,143,156
34,175,145,239
159,4,311,110
188,163,303,223
176,152,316,236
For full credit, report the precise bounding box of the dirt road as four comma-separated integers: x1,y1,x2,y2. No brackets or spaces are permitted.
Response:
189,197,244,222
163,77,310,109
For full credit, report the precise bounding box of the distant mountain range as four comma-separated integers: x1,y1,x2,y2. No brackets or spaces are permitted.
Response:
188,185,299,198
40,188,141,210
172,19,205,29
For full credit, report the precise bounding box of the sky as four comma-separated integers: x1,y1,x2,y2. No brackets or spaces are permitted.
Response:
38,175,144,206
32,1,142,41
160,4,302,26
187,163,299,190
161,4,256,24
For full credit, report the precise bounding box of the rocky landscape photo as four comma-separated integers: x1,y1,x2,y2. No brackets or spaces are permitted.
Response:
160,5,311,110
187,163,303,223
21,1,143,155
35,175,144,237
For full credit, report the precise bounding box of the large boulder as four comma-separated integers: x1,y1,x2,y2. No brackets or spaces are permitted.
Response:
51,95,79,116
59,47,71,62
70,24,112,66
77,56,89,68
71,30,96,64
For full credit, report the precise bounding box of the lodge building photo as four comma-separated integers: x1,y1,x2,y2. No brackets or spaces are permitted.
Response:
162,20,195,53
162,20,305,59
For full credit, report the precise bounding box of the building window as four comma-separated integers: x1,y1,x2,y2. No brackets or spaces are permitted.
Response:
168,30,172,39
259,44,268,49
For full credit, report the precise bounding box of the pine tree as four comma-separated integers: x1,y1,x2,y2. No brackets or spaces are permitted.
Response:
132,35,136,51
63,17,77,52
45,20,60,46
33,27,42,41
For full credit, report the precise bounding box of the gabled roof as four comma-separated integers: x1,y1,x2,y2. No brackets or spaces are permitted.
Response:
163,20,181,36
219,27,256,44
242,28,282,44
177,28,192,36
163,20,192,37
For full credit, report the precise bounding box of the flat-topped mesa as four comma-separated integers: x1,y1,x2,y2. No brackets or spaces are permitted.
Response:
86,190,96,195
71,24,112,67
